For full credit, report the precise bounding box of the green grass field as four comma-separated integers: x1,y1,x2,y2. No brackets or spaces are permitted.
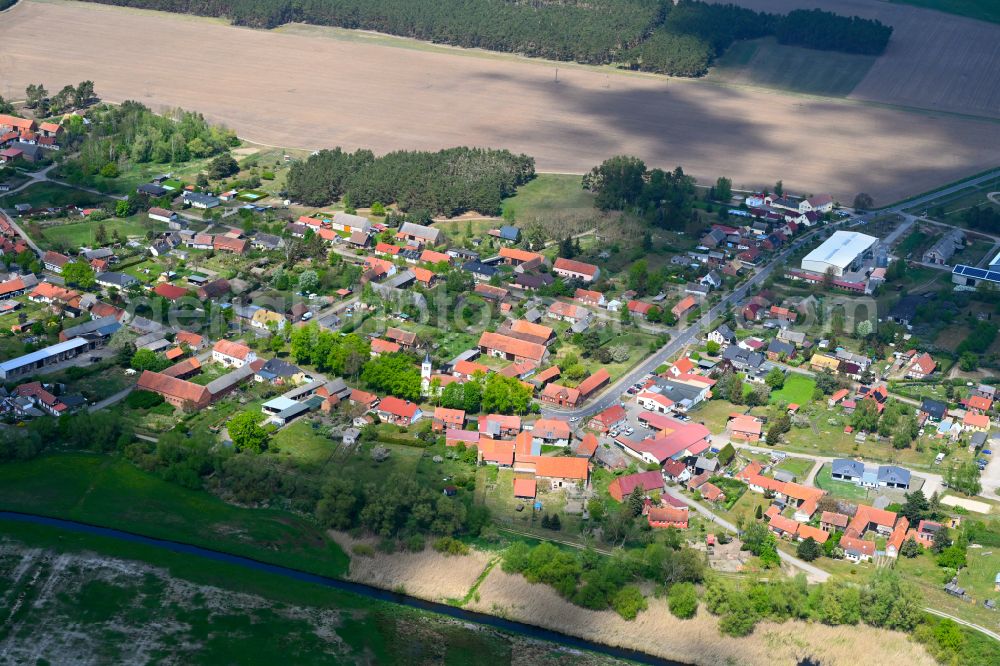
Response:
0,453,349,578
774,456,815,481
890,0,1000,23
0,182,109,209
501,173,594,221
709,38,877,97
770,374,815,406
0,520,549,666
813,464,874,501
36,214,165,250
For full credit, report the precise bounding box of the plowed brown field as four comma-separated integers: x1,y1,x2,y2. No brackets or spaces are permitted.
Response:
713,0,1000,119
1,0,998,203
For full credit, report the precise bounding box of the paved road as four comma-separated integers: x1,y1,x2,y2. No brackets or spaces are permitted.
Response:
878,169,1000,216
0,209,42,256
88,385,135,413
541,221,846,420
662,485,831,583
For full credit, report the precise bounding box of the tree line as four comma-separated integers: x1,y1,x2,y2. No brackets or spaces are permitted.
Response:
286,146,535,216
79,0,891,77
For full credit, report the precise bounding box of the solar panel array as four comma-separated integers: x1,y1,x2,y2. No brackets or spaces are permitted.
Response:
953,264,1000,283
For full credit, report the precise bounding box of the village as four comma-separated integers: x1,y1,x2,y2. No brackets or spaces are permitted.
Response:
3,96,1000,653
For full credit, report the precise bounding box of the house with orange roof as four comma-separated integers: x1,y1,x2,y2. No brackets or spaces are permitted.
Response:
375,242,400,257
539,383,581,408
432,407,465,432
213,235,248,254
499,247,545,266
698,482,725,504
627,300,653,318
574,288,605,307
530,418,572,446
474,283,509,301
349,389,380,411
966,394,993,413
419,249,451,265
668,357,695,377
153,283,188,301
478,414,521,438
647,505,689,529
547,301,588,323
478,331,547,364
727,414,763,442
553,257,600,283
478,438,515,467
576,433,598,459
796,524,829,544
828,388,849,407
963,412,990,432
769,305,795,322
590,404,627,432
906,352,937,379
212,340,256,368
137,370,211,409
452,359,489,378
520,455,589,489
507,320,555,345
532,365,561,386
377,396,422,425
820,511,849,532
769,514,800,539
608,470,664,502
370,338,401,356
363,256,396,280
412,267,435,286
175,330,206,350
637,391,675,414
671,295,697,319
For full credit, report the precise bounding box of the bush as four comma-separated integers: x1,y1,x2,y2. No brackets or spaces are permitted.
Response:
124,389,164,410
611,584,647,620
433,536,470,556
406,534,426,552
352,543,375,557
667,582,699,619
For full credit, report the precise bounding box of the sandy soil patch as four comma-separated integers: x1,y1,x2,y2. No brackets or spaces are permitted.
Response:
468,568,935,666
941,494,992,514
712,0,1000,119
1,0,998,205
329,531,494,602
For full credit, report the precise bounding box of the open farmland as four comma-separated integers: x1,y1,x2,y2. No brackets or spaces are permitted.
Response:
715,0,1000,119
1,1,998,205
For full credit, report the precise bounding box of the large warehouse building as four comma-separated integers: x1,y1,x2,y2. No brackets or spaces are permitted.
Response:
800,231,880,277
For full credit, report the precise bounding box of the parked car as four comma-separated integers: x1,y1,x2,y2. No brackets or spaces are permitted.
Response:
983,449,992,455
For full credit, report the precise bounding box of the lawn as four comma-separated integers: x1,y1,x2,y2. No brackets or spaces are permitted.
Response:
271,419,338,470
36,214,165,250
1,182,109,209
813,464,875,501
0,520,526,666
774,456,816,481
709,37,877,97
689,399,743,433
501,173,594,221
770,375,815,406
0,453,349,578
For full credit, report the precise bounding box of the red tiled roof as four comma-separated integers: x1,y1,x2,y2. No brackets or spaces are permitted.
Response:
513,478,537,498
370,338,402,354
577,368,610,396
379,396,419,419
499,247,544,263
608,470,664,501
212,339,253,360
137,370,210,406
434,407,465,426
540,382,581,406
478,331,546,364
577,433,598,458
153,283,188,300
553,257,599,277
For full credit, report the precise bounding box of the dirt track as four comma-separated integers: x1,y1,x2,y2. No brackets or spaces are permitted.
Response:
1,0,998,203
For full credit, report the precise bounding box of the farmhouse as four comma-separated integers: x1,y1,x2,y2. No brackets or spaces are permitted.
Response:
608,470,664,502
432,407,465,432
727,414,762,442
396,222,441,246
553,257,599,283
530,418,572,446
647,506,689,529
671,296,697,319
478,331,546,364
377,396,422,425
907,352,937,379
137,370,211,409
539,383,581,408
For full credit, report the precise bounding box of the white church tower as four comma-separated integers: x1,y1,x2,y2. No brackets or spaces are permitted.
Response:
421,352,433,396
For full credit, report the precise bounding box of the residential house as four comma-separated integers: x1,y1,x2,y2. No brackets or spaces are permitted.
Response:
590,404,627,433
212,340,257,368
708,324,736,347
42,251,70,273
377,396,422,425
396,222,441,246
907,352,937,379
539,383,581,408
647,506,689,529
478,414,521,438
575,288,605,307
478,331,547,365
627,300,654,319
727,414,763,442
530,418,572,447
499,247,545,267
433,407,466,432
